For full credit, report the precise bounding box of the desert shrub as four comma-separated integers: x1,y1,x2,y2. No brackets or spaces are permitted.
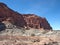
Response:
31,33,35,36
44,41,58,45
42,30,48,34
33,39,40,42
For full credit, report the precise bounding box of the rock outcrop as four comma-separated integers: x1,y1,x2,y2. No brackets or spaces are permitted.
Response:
0,2,52,30
23,14,52,29
0,2,27,28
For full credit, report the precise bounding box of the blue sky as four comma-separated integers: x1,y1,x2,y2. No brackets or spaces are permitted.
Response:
0,0,60,30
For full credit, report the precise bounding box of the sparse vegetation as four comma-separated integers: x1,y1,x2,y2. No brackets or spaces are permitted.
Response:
31,34,35,36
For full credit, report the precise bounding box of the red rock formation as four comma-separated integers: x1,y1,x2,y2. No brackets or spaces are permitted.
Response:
0,3,27,28
0,3,52,30
23,14,52,29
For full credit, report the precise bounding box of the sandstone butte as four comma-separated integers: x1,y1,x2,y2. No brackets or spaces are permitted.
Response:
0,2,52,30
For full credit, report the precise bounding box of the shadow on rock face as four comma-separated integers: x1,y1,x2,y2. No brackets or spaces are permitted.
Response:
0,22,6,31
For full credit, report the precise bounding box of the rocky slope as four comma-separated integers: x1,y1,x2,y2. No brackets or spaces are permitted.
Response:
0,2,52,30
0,35,59,45
0,29,60,45
0,3,26,28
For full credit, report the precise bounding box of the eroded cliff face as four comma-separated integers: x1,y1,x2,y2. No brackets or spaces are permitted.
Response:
23,14,52,30
0,3,52,30
0,3,27,28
